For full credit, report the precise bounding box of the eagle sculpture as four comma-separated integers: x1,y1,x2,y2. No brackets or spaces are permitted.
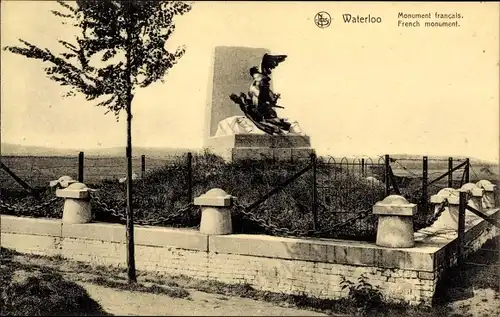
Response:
230,53,292,135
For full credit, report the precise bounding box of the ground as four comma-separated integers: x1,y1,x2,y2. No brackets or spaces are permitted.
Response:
1,252,331,316
81,283,328,316
1,246,499,317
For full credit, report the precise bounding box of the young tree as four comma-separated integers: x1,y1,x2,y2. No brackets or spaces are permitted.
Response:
4,0,192,282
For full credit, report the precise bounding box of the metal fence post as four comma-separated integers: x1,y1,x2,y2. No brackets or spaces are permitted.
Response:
187,152,193,203
465,158,470,183
422,156,428,213
361,158,365,177
141,155,146,179
458,191,466,275
311,152,318,231
78,151,84,183
448,157,453,188
384,154,390,197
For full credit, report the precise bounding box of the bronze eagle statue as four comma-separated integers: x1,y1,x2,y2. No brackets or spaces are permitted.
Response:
229,53,291,135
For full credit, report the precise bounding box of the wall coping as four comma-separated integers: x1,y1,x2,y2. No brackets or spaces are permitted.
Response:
1,207,498,272
0,216,209,252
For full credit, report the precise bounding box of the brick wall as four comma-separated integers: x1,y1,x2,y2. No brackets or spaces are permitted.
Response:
1,208,498,306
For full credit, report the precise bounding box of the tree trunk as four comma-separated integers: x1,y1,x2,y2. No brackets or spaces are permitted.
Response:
125,3,136,283
126,95,136,283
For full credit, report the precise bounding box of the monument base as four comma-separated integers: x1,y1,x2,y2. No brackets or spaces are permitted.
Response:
205,134,313,162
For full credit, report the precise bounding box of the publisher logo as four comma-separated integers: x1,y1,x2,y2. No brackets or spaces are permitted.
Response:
315,11,331,28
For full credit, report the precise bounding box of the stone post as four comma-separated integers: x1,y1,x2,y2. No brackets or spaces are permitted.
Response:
194,188,234,235
365,176,382,187
56,182,93,224
373,195,417,248
460,183,484,213
430,188,460,229
476,180,496,209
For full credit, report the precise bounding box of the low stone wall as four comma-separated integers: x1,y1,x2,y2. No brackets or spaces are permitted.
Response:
1,208,498,306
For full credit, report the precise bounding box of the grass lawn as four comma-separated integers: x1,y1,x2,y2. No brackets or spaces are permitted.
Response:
0,248,109,316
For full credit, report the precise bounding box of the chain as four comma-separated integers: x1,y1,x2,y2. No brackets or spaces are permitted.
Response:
232,201,313,237
414,198,449,231
311,207,373,236
90,192,127,221
90,191,198,226
136,203,197,226
0,196,60,216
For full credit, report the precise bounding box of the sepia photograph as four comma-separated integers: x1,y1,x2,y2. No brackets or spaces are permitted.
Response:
0,1,499,316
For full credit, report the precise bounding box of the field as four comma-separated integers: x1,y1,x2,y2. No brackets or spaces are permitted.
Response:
1,152,497,189
0,155,186,189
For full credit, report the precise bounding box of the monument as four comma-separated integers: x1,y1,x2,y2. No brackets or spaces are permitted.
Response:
204,46,313,161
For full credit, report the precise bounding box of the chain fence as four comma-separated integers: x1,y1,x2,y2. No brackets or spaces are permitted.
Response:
231,200,314,237
414,198,449,231
1,153,496,241
0,196,61,217
89,192,199,227
0,187,456,239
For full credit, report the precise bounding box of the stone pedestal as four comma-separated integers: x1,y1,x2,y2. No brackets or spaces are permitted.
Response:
373,195,417,248
430,188,461,229
194,188,234,235
365,176,383,186
205,134,313,162
460,183,484,213
56,182,92,224
476,180,496,209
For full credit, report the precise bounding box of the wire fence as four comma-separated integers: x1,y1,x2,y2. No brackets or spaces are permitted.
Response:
315,156,386,238
0,154,186,189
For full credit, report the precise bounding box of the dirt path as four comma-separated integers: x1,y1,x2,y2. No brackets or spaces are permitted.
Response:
78,282,329,316
7,254,331,316
447,288,500,317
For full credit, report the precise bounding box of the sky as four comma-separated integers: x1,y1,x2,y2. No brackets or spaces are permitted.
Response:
1,1,499,162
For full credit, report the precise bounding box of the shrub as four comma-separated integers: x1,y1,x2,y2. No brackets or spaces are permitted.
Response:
87,153,386,239
340,275,384,315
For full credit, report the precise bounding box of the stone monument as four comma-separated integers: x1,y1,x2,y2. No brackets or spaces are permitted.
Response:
204,46,313,162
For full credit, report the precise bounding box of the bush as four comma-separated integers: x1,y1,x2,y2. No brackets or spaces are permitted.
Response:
340,275,384,315
87,153,386,240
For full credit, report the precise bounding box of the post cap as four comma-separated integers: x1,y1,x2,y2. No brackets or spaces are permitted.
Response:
430,187,460,205
365,176,382,185
476,179,496,192
49,175,77,188
460,183,484,197
119,173,139,184
56,182,92,199
194,188,234,207
373,195,417,216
